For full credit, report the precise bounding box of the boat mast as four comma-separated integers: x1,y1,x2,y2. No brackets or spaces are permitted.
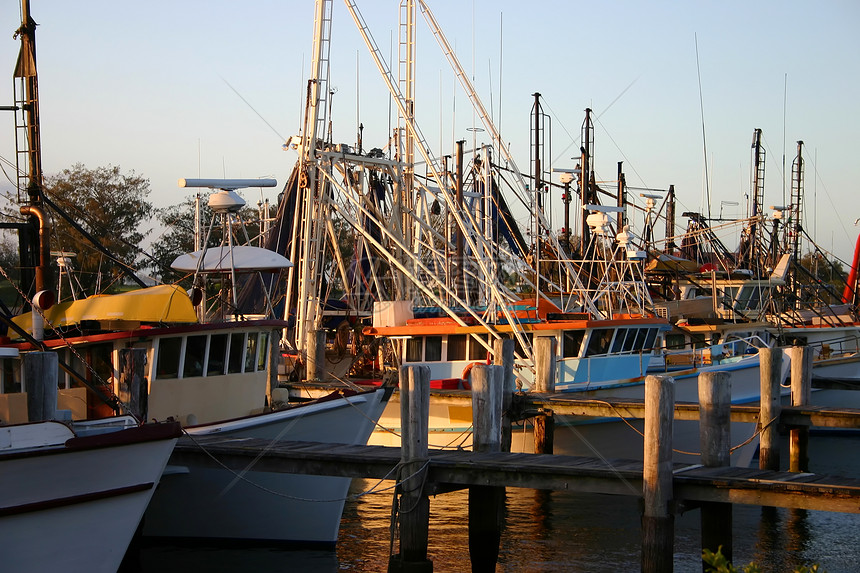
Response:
789,140,805,302
746,128,766,273
287,0,333,353
13,0,51,297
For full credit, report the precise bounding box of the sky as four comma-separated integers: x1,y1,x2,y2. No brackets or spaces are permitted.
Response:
1,0,859,262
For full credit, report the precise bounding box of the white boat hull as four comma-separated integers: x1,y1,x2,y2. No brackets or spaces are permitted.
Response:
142,389,388,545
0,421,179,573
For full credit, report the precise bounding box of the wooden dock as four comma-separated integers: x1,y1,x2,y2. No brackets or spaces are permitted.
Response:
172,435,860,513
181,346,860,572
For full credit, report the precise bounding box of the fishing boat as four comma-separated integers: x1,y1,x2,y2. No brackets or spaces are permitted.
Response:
0,416,180,573
0,340,180,573
4,178,391,545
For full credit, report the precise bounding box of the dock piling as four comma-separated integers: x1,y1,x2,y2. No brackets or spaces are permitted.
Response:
390,365,432,573
469,364,505,572
698,371,732,565
24,351,58,422
758,348,783,471
493,337,516,453
789,345,812,473
533,336,556,455
642,374,675,573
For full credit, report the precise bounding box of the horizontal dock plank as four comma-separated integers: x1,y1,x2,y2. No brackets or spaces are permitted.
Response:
172,437,860,513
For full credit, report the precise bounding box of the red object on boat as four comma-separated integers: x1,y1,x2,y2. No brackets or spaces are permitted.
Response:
842,232,860,304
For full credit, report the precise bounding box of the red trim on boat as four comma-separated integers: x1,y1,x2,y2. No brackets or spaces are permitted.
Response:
64,421,181,450
0,482,154,517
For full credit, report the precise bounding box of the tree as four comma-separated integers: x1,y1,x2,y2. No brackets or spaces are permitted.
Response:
798,250,847,305
43,164,154,295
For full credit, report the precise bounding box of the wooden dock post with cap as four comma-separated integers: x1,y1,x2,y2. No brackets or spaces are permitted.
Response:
389,365,433,573
698,370,732,565
789,345,812,473
533,336,556,454
642,374,674,573
494,337,516,453
759,348,783,471
23,351,58,422
469,364,505,572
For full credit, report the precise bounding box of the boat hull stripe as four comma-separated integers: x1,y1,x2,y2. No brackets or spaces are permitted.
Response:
0,482,154,517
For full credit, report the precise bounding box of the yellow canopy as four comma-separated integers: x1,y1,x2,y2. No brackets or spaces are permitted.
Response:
12,284,198,332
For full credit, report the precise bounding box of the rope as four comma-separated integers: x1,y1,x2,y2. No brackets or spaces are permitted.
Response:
565,398,773,458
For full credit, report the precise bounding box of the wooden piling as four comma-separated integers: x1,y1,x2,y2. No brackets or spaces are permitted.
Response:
24,351,58,422
789,346,812,473
118,347,148,422
390,365,433,573
533,336,556,455
642,374,674,573
758,347,782,472
698,371,732,565
493,338,516,453
469,364,505,573
305,329,327,382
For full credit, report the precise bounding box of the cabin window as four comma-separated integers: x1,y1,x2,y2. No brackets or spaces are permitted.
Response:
1,358,20,393
425,336,442,362
228,333,245,373
514,333,532,359
245,334,258,372
469,334,489,361
719,287,739,309
631,328,648,351
156,337,182,379
405,338,423,362
183,335,207,378
691,334,707,349
736,285,767,311
257,333,269,371
622,329,638,352
644,328,658,351
563,330,585,358
666,333,686,350
207,334,228,376
447,335,467,361
611,329,628,353
584,328,614,357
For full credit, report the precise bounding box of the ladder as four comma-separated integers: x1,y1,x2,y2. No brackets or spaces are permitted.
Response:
789,140,805,297
293,0,334,352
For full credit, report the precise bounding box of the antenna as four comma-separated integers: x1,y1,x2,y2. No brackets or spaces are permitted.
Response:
695,33,711,220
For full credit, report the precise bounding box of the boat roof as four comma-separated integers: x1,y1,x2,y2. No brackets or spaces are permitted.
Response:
365,314,668,337
171,245,293,273
11,284,199,332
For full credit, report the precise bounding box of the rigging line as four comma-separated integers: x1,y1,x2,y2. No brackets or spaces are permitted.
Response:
806,155,850,245
550,77,639,165
694,33,711,220
219,75,287,143
592,115,649,191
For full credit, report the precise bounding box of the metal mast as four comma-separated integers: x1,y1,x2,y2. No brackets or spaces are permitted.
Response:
13,0,51,297
287,0,333,352
789,140,805,298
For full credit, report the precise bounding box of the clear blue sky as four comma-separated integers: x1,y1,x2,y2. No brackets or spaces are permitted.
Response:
1,1,858,262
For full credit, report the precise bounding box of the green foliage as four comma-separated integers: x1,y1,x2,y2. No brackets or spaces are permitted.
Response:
798,250,847,305
702,547,824,573
43,164,154,295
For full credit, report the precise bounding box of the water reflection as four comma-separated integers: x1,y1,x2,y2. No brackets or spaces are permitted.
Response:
134,435,860,572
